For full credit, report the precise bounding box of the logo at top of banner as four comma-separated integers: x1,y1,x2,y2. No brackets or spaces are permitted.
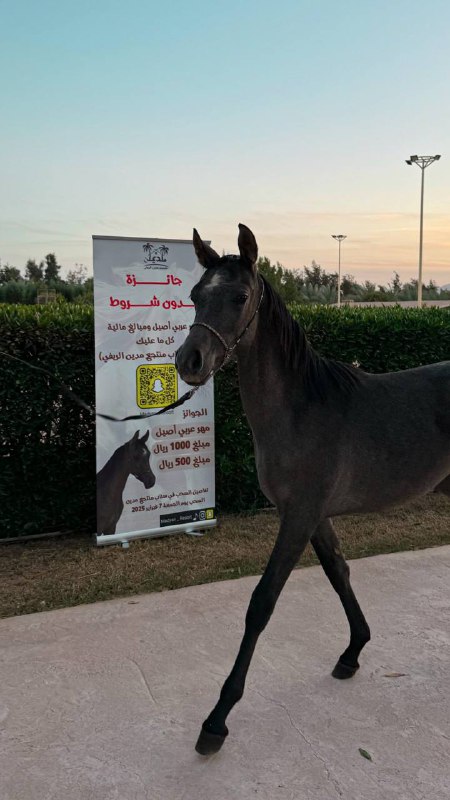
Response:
143,243,169,266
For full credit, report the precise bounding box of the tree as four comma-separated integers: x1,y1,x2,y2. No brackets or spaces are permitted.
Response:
303,260,325,287
389,272,402,296
25,259,44,282
0,264,21,284
303,261,338,289
257,257,303,303
341,274,360,299
44,253,60,283
66,263,88,284
300,283,337,304
423,279,440,300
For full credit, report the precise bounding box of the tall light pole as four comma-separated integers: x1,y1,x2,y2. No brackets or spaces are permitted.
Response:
405,154,441,307
331,234,347,307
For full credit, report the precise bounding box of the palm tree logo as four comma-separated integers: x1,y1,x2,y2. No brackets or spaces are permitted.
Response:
143,243,169,264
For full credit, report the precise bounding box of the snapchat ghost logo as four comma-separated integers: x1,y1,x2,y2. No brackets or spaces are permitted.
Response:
136,364,178,409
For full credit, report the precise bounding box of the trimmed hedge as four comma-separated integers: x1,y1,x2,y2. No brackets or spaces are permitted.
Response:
0,305,95,536
0,304,449,536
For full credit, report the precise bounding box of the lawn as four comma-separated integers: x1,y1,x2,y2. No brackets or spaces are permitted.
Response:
1,493,449,619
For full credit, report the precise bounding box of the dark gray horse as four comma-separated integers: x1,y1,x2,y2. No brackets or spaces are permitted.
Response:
176,223,450,755
97,430,155,535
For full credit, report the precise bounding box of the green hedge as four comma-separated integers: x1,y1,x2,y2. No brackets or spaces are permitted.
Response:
0,304,449,537
0,305,96,536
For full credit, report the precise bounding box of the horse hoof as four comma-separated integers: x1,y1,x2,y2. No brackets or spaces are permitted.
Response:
332,660,359,680
195,727,227,756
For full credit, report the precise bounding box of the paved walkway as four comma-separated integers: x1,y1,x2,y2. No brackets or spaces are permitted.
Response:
1,546,450,800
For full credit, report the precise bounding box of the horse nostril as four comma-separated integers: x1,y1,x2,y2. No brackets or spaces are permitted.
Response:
189,349,203,374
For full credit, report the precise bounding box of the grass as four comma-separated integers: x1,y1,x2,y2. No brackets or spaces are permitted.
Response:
1,493,449,619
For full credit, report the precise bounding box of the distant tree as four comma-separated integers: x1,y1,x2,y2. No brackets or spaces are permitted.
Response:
25,258,44,282
376,285,390,300
423,279,440,300
44,253,61,283
400,278,419,301
77,276,94,304
341,274,361,298
300,283,336,305
0,264,22,284
66,263,88,284
360,281,379,301
303,261,324,287
257,257,303,303
389,271,402,296
0,281,37,304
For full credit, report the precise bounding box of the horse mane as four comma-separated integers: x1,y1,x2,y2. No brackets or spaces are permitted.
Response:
261,276,361,402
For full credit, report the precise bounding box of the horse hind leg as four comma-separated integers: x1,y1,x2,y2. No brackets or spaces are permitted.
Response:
311,518,371,679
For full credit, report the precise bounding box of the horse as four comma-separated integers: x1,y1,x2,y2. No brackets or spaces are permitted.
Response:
176,223,450,756
96,430,155,535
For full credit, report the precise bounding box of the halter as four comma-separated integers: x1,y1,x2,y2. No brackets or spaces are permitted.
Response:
189,277,265,375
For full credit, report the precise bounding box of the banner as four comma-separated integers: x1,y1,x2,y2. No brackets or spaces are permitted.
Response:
93,236,215,546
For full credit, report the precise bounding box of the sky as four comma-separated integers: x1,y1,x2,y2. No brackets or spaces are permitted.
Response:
1,0,449,286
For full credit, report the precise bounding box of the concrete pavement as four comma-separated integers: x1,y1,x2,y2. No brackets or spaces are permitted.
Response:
1,545,449,800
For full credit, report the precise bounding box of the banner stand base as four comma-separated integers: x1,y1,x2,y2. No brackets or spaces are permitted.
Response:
95,519,216,548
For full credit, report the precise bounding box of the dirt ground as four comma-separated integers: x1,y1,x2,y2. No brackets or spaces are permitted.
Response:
1,493,449,619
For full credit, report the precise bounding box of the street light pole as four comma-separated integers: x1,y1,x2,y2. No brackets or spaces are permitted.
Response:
405,154,441,307
331,234,347,307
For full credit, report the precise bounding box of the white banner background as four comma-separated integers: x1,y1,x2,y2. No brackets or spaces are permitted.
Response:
93,236,215,544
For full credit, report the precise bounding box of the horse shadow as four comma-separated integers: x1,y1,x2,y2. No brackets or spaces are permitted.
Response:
96,430,156,535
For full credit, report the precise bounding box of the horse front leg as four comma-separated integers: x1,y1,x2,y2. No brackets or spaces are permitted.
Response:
311,518,371,678
195,508,317,755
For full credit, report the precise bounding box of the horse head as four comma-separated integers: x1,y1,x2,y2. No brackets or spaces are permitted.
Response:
176,224,261,386
128,430,156,489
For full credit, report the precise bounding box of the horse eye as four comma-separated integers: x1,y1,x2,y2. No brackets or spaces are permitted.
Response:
234,294,248,305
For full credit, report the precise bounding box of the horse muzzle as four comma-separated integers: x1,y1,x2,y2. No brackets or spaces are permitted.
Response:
176,334,220,386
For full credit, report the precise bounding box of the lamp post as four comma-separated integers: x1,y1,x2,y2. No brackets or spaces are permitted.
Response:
405,154,441,307
331,234,347,307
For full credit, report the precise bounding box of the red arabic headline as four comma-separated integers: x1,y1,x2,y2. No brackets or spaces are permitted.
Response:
126,273,183,287
110,296,194,311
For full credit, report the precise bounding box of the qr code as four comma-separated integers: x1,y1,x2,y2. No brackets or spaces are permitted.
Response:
136,364,178,409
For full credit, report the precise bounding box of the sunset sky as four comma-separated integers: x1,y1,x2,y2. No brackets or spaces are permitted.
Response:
1,0,449,286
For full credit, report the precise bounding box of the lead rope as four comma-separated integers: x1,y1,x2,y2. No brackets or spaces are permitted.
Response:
0,349,200,422
0,278,265,422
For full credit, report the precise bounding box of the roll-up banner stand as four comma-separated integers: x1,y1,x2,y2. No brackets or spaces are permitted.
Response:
93,236,216,547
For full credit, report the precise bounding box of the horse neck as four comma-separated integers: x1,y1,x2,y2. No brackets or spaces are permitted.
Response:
236,282,306,431
98,445,131,495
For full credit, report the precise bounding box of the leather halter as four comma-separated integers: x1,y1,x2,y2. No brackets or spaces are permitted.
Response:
189,278,265,375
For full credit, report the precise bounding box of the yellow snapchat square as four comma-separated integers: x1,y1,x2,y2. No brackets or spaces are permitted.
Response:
136,364,178,409
205,508,215,520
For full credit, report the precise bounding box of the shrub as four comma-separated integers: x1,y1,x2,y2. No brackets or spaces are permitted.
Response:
0,304,95,536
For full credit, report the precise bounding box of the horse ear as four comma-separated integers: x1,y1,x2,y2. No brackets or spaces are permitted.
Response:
131,430,140,442
140,430,150,443
193,229,221,270
238,224,258,270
